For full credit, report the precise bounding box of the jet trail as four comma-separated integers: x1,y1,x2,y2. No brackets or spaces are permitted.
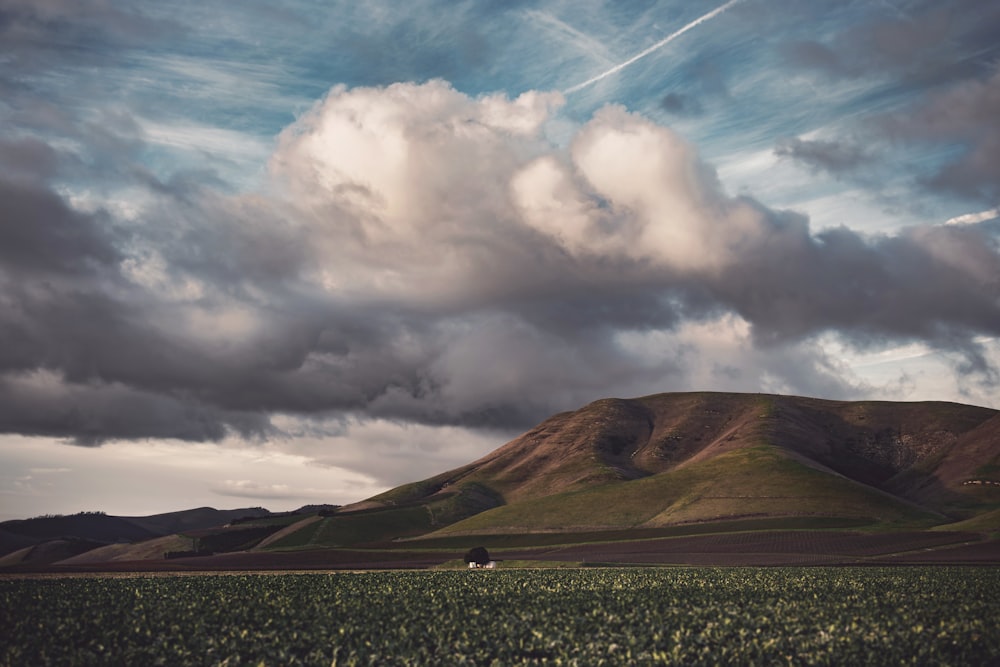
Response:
564,0,743,94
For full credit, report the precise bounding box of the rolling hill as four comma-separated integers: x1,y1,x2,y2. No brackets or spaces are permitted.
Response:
0,507,273,564
274,392,999,548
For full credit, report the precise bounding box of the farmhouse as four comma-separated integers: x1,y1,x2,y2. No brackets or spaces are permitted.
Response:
467,560,497,569
463,546,495,569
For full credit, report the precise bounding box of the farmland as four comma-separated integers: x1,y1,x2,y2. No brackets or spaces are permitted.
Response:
2,567,998,665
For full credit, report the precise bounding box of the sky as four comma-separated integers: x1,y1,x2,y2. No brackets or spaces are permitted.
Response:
2,0,1000,521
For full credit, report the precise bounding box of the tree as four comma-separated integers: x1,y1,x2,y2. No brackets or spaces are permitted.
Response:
463,546,490,566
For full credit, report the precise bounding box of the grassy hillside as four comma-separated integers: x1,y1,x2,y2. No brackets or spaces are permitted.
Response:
429,445,936,535
263,392,997,550
124,507,271,535
58,535,196,564
930,507,1000,534
264,482,503,549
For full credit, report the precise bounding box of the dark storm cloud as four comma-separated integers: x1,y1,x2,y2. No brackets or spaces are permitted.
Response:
0,180,121,275
711,212,1000,353
0,144,286,442
0,372,272,446
0,137,59,181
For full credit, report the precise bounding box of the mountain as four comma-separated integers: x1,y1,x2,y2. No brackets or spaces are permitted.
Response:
287,392,999,546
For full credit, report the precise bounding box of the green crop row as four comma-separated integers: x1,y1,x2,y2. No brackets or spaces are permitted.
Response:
2,567,998,665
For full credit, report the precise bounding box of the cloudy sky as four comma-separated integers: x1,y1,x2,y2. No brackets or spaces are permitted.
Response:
2,0,999,520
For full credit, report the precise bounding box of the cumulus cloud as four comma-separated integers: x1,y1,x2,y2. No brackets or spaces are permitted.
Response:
1,79,999,452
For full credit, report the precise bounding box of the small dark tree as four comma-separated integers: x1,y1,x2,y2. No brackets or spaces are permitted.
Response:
464,546,490,566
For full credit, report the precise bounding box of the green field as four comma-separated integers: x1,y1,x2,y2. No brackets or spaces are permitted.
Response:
2,567,998,665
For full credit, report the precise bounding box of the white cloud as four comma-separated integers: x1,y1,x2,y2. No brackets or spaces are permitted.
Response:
271,82,791,301
945,208,1000,225
272,80,561,234
567,105,769,271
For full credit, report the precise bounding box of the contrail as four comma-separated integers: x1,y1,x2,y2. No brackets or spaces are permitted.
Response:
564,0,743,94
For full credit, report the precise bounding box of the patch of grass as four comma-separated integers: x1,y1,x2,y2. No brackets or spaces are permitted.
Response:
930,507,1000,533
265,483,502,549
290,506,432,548
755,396,778,419
261,516,327,550
643,447,932,527
230,513,317,528
368,477,449,506
190,526,284,553
974,463,1000,477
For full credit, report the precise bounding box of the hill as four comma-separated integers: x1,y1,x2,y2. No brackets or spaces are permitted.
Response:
0,507,274,565
0,512,160,547
264,392,998,550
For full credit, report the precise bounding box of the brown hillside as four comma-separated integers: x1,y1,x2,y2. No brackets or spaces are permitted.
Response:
58,534,196,564
363,392,998,526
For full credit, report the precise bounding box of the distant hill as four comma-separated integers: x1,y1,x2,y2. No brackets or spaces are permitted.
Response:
1,512,159,545
272,392,998,547
0,538,107,567
0,507,272,561
123,507,271,536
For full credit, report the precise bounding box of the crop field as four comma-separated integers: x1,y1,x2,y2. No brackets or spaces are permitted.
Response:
2,567,998,665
